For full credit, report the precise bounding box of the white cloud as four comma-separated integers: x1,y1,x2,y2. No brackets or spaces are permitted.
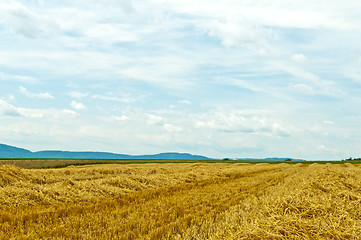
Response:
83,23,138,43
112,115,130,121
317,145,331,152
76,124,114,138
146,114,164,126
17,108,77,119
0,1,60,38
217,77,271,95
273,62,345,96
0,99,76,119
91,94,135,103
199,19,275,54
323,120,335,125
68,91,89,99
3,94,15,101
178,99,191,105
70,101,86,111
0,99,21,117
158,0,361,30
292,53,308,63
120,56,195,89
291,83,314,94
163,123,183,133
19,86,54,99
194,108,290,137
0,72,38,83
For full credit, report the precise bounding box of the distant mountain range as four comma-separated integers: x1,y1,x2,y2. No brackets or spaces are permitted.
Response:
0,143,304,161
0,143,213,160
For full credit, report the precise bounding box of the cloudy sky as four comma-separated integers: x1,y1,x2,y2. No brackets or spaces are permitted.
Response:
0,0,360,160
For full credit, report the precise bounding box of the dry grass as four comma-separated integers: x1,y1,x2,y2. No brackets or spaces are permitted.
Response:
1,163,361,239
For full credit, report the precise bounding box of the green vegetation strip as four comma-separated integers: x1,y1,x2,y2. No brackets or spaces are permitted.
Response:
0,158,360,169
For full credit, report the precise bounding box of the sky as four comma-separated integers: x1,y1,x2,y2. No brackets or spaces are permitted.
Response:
0,0,361,160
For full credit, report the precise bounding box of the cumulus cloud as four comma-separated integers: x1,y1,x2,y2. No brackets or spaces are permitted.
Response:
200,19,275,54
194,109,290,137
19,86,54,99
0,99,76,119
0,99,21,117
70,101,86,111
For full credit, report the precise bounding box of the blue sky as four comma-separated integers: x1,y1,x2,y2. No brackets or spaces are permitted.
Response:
1,0,361,160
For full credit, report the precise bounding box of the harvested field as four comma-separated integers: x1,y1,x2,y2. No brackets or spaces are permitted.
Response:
1,163,361,239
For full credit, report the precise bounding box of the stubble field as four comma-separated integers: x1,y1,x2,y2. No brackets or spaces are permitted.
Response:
1,162,361,239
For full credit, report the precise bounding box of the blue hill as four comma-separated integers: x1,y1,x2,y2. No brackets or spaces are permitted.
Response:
0,144,33,158
0,143,213,160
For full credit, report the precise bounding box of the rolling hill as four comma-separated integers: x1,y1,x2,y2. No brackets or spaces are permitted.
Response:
0,143,213,160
